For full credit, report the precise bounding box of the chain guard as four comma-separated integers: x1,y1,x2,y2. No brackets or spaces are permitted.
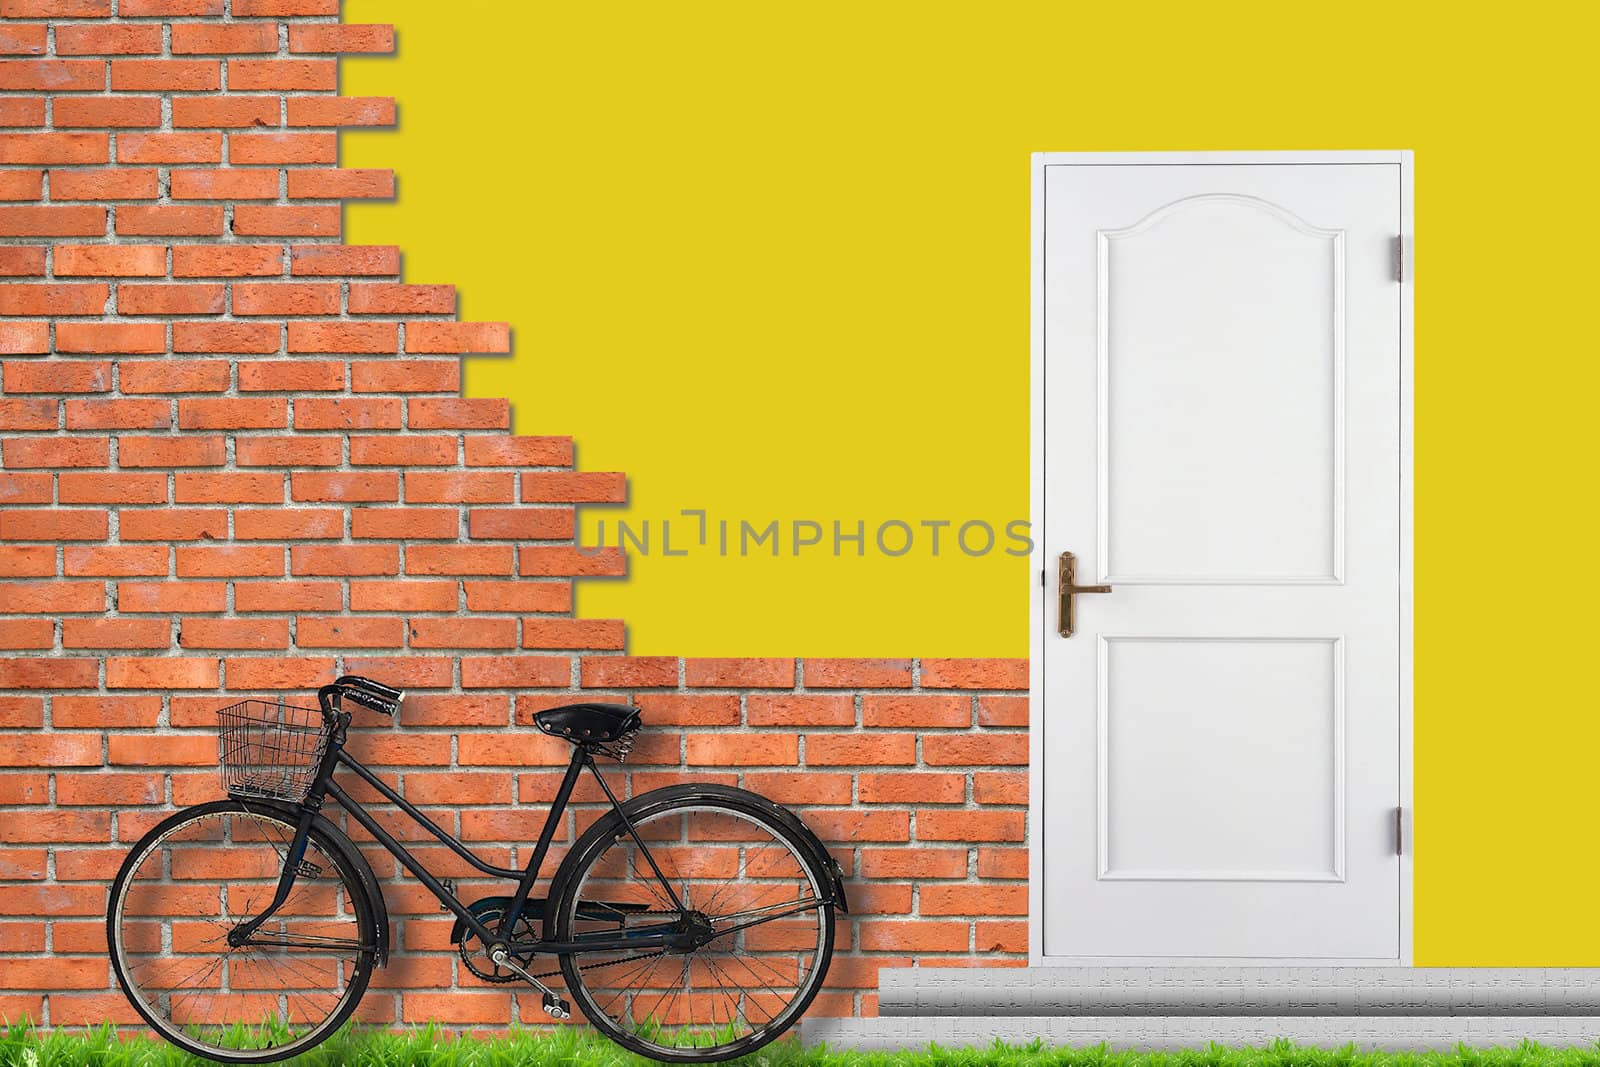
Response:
458,900,539,984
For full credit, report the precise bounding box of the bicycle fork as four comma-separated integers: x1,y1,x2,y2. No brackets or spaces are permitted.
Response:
225,805,318,948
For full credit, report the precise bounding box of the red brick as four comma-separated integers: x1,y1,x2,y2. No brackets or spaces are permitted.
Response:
290,244,397,276
0,884,104,916
174,471,283,504
748,694,854,726
408,398,508,430
185,617,296,652
289,24,394,53
234,506,341,539
0,656,97,688
405,321,510,354
176,397,286,431
406,471,512,504
116,581,225,613
2,0,111,13
65,397,169,428
803,809,911,843
175,544,282,577
274,616,389,648
117,435,224,467
105,656,216,689
54,243,164,276
805,733,915,765
117,283,225,315
348,283,452,315
0,321,49,353
0,850,47,880
0,398,56,430
2,509,109,540
233,580,338,612
0,204,105,236
1,436,107,466
0,580,101,612
520,472,626,503
231,132,336,165
350,436,455,466
977,695,1028,726
287,167,394,199
170,23,278,54
224,656,335,690
238,359,344,392
0,99,45,126
62,617,168,649
54,695,160,728
468,508,572,540
0,170,41,200
228,58,336,91
120,0,222,11
49,168,159,200
917,810,1025,842
0,25,46,54
974,771,1027,805
287,321,396,354
173,320,279,353
803,658,913,688
350,507,457,540
236,436,339,466
741,770,851,805
57,772,163,806
169,167,279,200
350,580,456,613
290,471,398,504
860,847,969,880
977,847,1028,879
0,133,108,163
172,243,282,277
117,132,222,164
464,436,572,467
461,655,570,689
522,618,623,650
290,543,398,576
923,734,1027,766
286,96,395,127
407,617,516,649
578,656,675,688
110,59,219,91
0,545,55,576
63,544,165,575
0,811,111,843
119,508,227,541
55,320,165,353
0,60,104,91
975,920,1027,954
293,396,401,429
53,23,161,54
0,619,52,648
233,282,339,316
859,771,965,804
462,580,569,614
52,95,161,127
633,693,740,726
108,733,214,765
404,544,513,575
4,359,110,391
0,472,52,501
350,359,459,394
686,733,797,766
59,470,167,503
863,694,972,728
921,658,1029,690
860,920,970,953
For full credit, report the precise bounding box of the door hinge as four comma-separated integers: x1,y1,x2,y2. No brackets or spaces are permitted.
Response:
1394,806,1406,856
1394,235,1410,283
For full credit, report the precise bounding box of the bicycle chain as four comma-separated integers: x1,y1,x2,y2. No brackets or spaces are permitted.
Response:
464,908,678,983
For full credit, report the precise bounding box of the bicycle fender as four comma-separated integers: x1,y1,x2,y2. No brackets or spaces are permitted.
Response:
747,794,851,915
238,797,392,966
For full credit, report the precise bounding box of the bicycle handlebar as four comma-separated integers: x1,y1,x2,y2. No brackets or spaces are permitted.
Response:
320,675,405,717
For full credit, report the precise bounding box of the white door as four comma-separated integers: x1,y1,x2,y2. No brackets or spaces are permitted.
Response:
1031,153,1412,963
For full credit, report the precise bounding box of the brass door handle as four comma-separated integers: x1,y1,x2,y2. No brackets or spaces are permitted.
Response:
1058,551,1111,638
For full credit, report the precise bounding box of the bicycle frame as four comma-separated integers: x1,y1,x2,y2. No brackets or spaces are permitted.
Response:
227,686,694,958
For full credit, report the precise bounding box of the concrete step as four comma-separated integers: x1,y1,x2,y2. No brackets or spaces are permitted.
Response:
878,967,1600,1017
801,1015,1600,1052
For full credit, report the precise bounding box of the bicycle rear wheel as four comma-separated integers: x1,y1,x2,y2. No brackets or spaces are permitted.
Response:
106,800,377,1063
549,785,836,1062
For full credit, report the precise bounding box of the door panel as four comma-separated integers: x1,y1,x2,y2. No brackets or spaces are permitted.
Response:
1039,160,1404,961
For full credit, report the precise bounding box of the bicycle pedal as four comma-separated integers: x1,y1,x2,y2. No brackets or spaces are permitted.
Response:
439,880,455,911
541,991,570,1020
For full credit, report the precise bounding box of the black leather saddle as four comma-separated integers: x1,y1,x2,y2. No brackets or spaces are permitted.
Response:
533,702,641,744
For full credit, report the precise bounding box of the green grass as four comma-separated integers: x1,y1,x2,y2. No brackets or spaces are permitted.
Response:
6,1023,1600,1067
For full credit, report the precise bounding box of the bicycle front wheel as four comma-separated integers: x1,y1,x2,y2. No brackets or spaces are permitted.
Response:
549,785,836,1063
106,800,377,1063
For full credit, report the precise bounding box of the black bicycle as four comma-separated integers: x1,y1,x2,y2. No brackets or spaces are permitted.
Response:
106,675,847,1063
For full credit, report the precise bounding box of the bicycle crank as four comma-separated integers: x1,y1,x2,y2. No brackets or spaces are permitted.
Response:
488,945,571,1019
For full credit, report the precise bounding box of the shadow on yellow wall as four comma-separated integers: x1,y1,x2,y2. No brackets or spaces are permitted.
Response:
343,1,1600,963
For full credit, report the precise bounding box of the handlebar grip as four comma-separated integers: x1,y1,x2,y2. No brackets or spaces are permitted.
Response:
335,675,404,701
341,687,398,716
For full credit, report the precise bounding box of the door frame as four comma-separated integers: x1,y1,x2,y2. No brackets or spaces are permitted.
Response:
1027,150,1414,966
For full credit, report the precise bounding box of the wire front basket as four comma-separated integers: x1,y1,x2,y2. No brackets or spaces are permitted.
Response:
217,700,328,802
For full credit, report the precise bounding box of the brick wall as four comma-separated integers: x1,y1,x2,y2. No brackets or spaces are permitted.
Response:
0,0,1029,1028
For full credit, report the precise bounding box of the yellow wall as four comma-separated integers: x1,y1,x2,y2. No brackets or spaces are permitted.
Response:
343,1,1600,964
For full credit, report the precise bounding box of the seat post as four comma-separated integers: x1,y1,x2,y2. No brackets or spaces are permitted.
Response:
498,745,588,939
